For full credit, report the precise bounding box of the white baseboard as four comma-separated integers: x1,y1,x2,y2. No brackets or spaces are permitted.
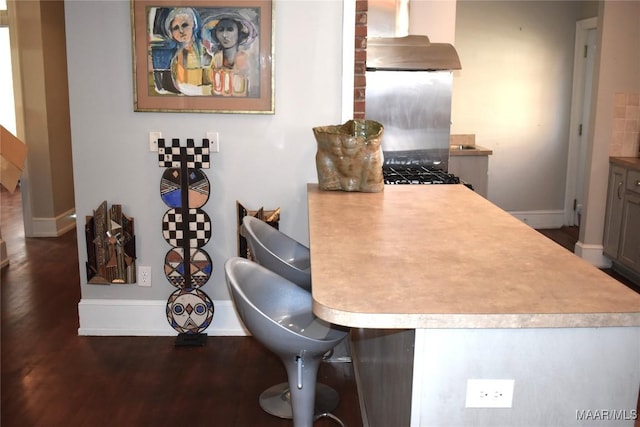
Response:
574,241,612,268
508,211,612,268
78,298,249,336
32,208,76,237
508,209,565,229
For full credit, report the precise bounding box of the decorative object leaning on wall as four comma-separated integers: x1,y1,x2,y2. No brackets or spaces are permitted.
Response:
85,201,137,284
236,201,280,259
159,138,214,346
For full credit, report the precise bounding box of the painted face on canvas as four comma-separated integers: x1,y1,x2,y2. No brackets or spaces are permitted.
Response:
215,19,239,49
170,14,194,44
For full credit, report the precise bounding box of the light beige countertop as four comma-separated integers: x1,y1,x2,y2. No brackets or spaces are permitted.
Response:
449,144,493,156
307,183,640,329
449,133,492,156
610,156,640,171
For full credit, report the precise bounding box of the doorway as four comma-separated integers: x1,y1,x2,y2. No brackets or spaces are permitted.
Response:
565,17,597,228
1,0,30,238
0,7,16,135
2,1,76,239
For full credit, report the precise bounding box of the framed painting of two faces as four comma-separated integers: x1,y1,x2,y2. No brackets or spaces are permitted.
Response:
131,0,274,113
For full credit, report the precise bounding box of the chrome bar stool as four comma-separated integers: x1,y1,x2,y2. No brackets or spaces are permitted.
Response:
224,257,348,427
241,215,311,291
242,215,351,356
242,215,342,417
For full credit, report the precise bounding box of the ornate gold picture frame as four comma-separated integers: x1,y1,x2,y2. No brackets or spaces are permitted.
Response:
131,0,274,113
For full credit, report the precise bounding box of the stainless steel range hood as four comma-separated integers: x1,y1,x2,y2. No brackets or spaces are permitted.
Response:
365,36,460,171
366,35,461,71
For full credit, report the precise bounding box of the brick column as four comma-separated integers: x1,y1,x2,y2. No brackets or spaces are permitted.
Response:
354,0,367,119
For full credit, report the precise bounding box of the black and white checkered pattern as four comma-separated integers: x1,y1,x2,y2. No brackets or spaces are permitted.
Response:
158,138,210,169
162,208,211,248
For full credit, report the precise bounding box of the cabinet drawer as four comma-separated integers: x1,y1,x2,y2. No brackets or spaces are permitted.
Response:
627,169,640,195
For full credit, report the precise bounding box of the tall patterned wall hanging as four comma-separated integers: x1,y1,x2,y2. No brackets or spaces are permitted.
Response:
159,138,214,346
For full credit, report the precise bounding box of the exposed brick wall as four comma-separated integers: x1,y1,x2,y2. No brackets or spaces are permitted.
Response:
354,0,368,119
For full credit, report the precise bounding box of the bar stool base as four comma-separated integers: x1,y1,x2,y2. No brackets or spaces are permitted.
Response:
259,382,339,419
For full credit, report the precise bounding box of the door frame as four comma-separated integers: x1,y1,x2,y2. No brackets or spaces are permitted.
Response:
5,1,33,237
564,17,597,227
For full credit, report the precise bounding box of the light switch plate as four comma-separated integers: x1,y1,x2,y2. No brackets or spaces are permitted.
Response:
149,131,162,152
206,132,219,152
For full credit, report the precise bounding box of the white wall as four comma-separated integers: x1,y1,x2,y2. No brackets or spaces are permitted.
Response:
409,0,456,44
66,0,344,321
451,1,584,214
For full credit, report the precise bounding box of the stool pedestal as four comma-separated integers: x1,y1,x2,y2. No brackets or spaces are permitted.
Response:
259,382,339,419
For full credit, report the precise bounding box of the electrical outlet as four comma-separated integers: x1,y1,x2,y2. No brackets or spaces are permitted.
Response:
149,131,162,152
465,379,514,408
206,132,219,152
138,266,152,287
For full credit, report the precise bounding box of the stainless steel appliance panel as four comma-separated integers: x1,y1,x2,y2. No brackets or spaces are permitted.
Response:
365,69,453,170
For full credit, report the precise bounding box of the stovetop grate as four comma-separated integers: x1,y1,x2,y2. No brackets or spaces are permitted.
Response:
382,166,461,185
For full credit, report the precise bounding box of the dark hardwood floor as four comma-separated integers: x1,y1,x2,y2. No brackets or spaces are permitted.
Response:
0,188,362,427
537,226,640,294
536,225,580,252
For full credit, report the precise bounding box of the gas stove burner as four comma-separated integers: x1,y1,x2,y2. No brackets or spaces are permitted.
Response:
382,166,461,185
382,150,445,169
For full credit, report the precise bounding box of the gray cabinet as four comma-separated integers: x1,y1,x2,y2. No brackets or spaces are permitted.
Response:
604,162,640,282
619,171,640,271
449,155,489,198
603,165,626,258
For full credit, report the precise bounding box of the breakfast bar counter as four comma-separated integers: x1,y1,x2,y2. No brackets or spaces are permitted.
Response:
307,183,640,427
307,183,640,328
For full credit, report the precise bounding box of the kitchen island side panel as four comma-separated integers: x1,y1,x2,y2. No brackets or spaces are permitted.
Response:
411,327,640,427
351,328,415,427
